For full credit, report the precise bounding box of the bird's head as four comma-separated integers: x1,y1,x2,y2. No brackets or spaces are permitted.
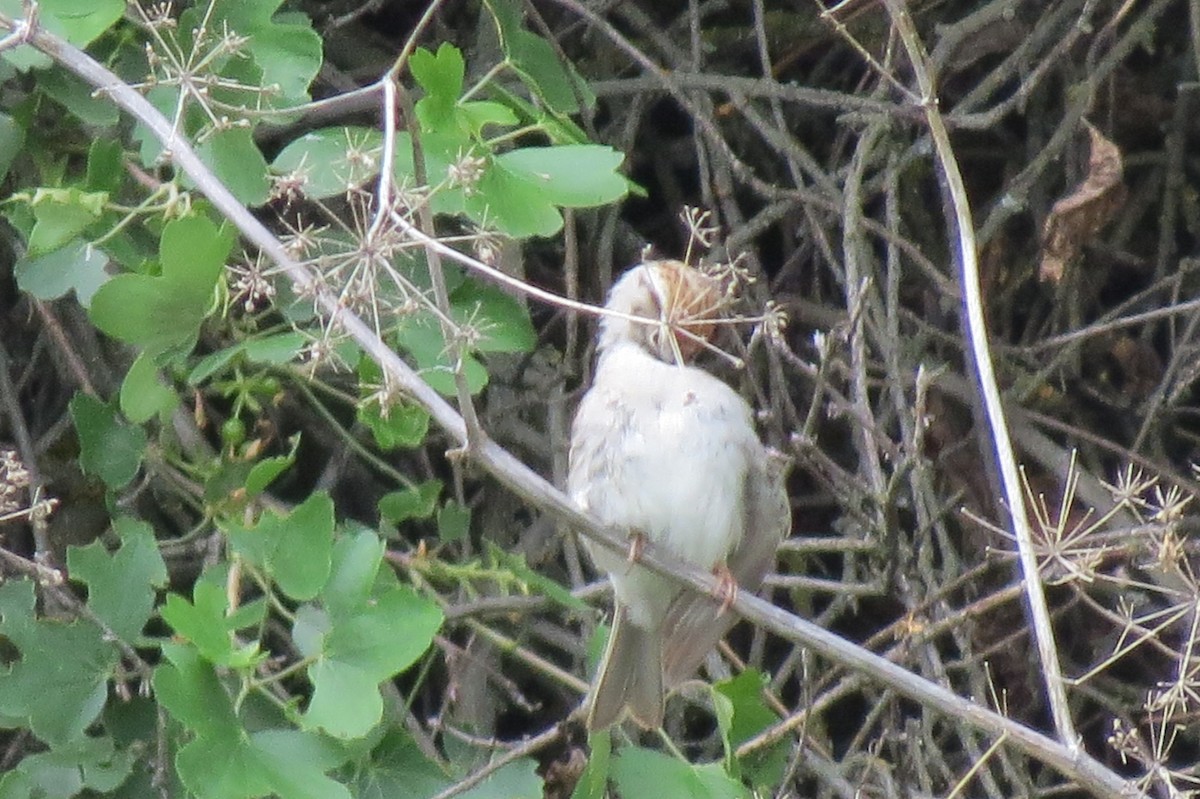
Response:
598,260,724,364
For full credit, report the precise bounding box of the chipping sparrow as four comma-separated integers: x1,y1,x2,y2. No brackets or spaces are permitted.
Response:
569,260,791,730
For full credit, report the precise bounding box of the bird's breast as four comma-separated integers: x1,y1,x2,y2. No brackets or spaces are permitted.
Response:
570,348,754,571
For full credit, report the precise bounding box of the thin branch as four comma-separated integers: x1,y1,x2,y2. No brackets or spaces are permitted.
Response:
880,0,1079,752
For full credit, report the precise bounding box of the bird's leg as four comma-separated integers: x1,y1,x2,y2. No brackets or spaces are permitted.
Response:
712,562,738,616
626,529,647,563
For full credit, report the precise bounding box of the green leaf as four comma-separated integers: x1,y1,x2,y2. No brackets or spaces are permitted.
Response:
160,582,261,669
571,730,610,799
457,145,627,237
86,135,126,192
188,331,308,386
460,101,519,136
411,44,465,131
358,401,431,450
449,280,536,353
70,393,147,489
457,760,542,799
26,186,107,256
67,517,168,643
392,312,489,395
90,215,233,356
224,492,335,602
41,66,122,128
0,736,135,799
321,530,385,616
202,1,323,108
0,580,116,747
496,146,627,208
350,730,451,799
270,127,384,199
714,670,789,787
378,480,442,524
14,239,109,306
0,0,123,71
196,128,271,206
120,351,179,423
0,111,24,181
611,747,749,799
244,433,300,497
436,501,471,542
155,645,351,799
296,532,443,739
484,0,595,113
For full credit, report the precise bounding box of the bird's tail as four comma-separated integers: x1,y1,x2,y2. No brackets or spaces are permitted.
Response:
586,606,664,730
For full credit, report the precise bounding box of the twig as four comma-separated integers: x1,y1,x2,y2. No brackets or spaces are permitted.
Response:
881,0,1079,752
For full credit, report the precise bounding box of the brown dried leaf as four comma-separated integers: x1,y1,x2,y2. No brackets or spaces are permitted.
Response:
1039,122,1127,283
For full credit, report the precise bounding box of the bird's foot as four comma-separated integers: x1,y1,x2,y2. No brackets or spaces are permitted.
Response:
712,562,738,616
625,530,647,563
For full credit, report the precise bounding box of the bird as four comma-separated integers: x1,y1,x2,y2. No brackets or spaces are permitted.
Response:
568,259,791,730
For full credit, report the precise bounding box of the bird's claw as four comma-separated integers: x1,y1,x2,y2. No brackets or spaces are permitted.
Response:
626,530,646,563
713,563,738,616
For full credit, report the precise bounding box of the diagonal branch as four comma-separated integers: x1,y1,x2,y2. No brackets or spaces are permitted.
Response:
881,0,1080,752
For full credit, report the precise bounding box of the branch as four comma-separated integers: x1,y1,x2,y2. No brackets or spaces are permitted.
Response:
881,0,1079,752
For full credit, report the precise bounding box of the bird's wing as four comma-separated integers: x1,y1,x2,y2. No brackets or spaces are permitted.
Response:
661,447,792,686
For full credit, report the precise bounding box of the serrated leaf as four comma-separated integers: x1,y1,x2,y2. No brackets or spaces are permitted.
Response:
224,492,334,602
70,393,146,489
67,517,167,643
